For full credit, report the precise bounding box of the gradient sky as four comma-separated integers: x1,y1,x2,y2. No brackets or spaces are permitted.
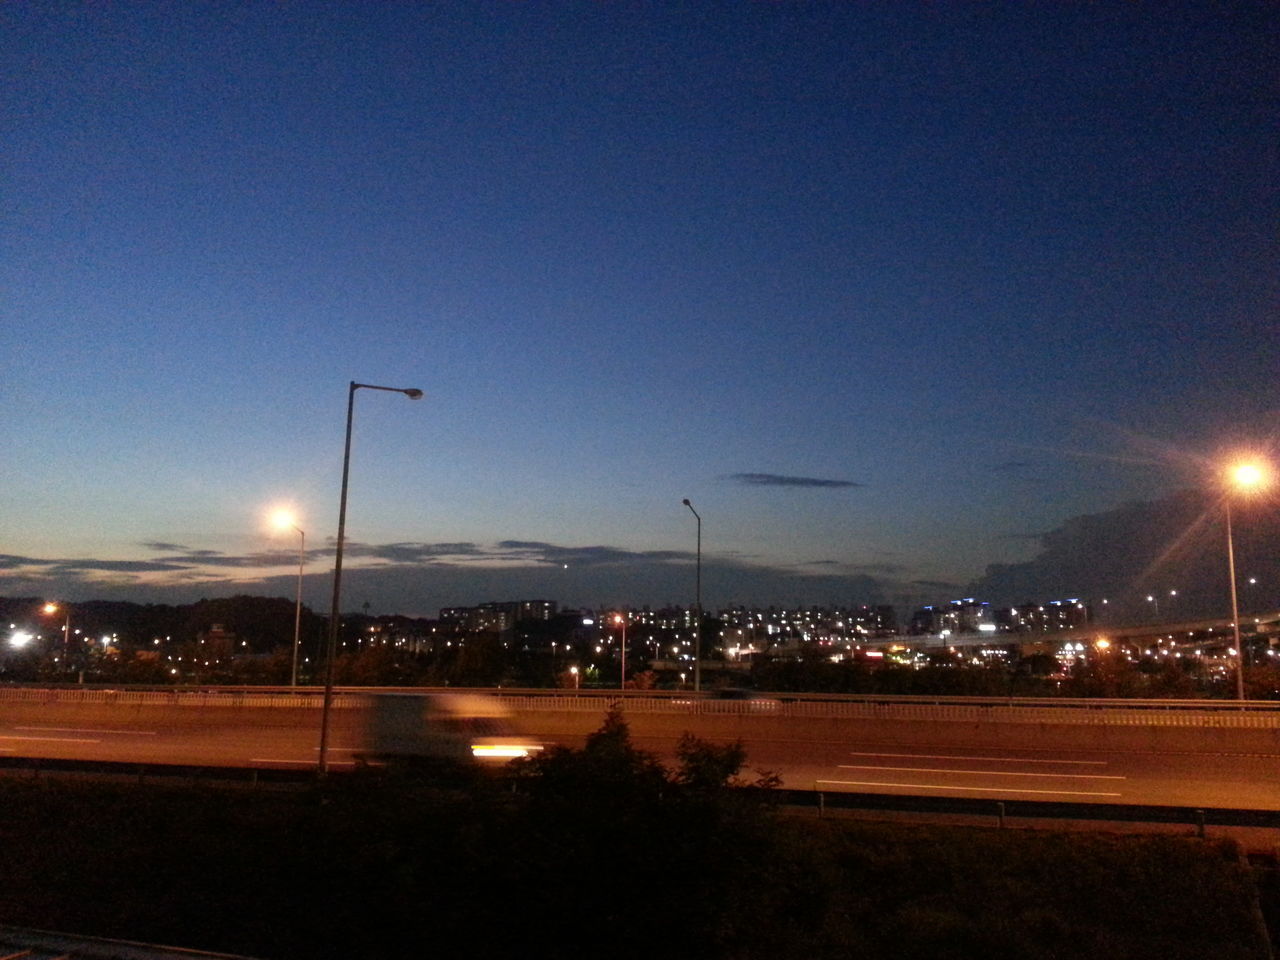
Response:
3,4,1277,616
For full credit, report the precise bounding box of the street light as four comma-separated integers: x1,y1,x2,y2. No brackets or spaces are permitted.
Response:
682,498,701,692
1224,458,1271,701
41,602,71,671
319,380,423,773
272,510,306,687
614,613,627,690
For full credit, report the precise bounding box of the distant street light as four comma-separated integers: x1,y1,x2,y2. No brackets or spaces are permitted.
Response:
319,381,423,774
272,510,306,687
1224,458,1271,701
682,498,702,693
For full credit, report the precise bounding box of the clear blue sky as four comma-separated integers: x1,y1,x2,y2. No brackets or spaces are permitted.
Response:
2,3,1276,616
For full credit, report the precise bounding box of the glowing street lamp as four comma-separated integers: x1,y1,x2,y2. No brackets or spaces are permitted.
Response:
1224,457,1271,701
614,613,627,690
271,510,306,687
319,381,423,774
42,602,71,669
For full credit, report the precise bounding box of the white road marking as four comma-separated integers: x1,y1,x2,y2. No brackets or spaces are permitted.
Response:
249,758,360,767
0,735,100,743
15,726,157,736
837,764,1125,781
817,779,1123,798
251,758,325,765
847,751,1107,766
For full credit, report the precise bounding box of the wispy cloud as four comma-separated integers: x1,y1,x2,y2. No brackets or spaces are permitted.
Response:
0,536,910,615
494,541,689,568
724,473,863,489
2,553,190,574
911,579,962,590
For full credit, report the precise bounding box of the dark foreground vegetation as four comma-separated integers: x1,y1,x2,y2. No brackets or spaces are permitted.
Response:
0,711,1274,959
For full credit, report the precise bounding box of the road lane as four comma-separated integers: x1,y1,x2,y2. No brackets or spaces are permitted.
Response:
725,738,1279,808
814,748,1127,799
1,692,1276,809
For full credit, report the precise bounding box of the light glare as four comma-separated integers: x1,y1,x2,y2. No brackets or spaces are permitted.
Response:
1230,461,1269,491
271,509,298,531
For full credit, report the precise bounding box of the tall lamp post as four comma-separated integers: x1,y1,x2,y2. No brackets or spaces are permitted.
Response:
1225,459,1270,701
272,511,306,687
682,498,702,692
319,381,423,773
614,613,627,690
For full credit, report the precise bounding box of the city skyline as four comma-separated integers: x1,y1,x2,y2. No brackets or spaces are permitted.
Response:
3,5,1276,617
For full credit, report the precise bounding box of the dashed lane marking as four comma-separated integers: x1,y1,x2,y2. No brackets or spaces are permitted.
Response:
817,779,1123,798
837,764,1125,780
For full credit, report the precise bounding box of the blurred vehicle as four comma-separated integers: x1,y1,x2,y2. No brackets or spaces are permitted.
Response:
671,688,781,712
709,687,781,711
341,692,543,766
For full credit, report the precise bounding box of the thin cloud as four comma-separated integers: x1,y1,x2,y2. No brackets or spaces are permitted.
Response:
724,473,863,489
348,542,484,563
846,562,908,576
49,558,191,573
495,541,690,568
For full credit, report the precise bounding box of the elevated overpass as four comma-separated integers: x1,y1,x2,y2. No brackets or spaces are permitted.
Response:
877,609,1280,651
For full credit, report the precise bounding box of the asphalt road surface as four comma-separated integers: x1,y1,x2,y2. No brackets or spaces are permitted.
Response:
2,695,1276,809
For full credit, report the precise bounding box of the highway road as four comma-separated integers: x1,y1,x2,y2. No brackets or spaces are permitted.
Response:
674,737,1280,810
1,689,1277,810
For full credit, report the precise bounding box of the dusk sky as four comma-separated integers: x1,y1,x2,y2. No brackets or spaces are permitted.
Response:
3,4,1277,617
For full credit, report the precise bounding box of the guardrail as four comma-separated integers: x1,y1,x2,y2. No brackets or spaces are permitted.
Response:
1,754,1277,835
3,685,1279,727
